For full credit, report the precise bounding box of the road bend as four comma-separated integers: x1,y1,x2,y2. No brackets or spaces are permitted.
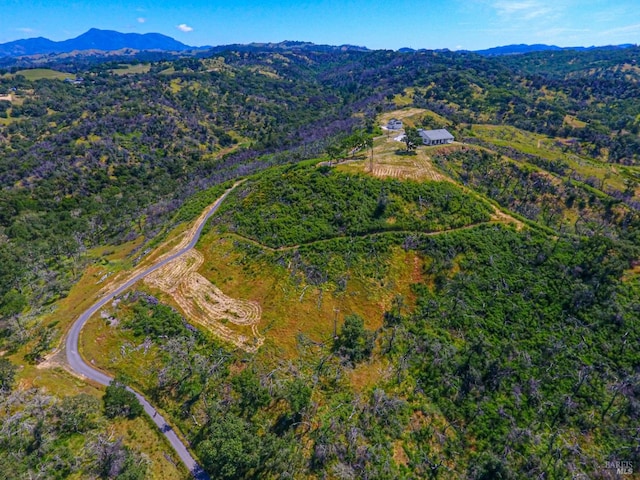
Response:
66,184,240,480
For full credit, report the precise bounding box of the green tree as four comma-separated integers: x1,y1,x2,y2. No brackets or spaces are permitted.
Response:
197,414,262,479
0,289,27,318
404,127,422,152
232,369,270,417
103,380,143,419
326,143,342,166
0,357,17,394
333,314,375,365
286,378,312,416
57,393,100,433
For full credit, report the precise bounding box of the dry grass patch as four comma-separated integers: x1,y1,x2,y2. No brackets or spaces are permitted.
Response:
622,261,640,282
144,248,263,352
337,135,451,182
111,418,189,480
392,88,415,106
18,362,103,398
348,357,393,392
109,64,151,75
195,234,422,359
564,114,587,128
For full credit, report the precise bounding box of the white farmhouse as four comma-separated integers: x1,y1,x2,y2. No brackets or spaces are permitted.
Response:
418,128,454,146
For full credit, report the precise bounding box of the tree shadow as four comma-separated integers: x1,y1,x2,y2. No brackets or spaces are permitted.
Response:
395,150,417,156
271,412,300,436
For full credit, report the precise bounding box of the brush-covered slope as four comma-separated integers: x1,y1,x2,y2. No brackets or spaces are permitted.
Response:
65,158,640,479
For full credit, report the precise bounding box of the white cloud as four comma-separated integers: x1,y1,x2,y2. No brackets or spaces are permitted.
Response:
493,1,553,20
494,1,537,14
137,17,146,24
16,27,35,34
177,24,193,33
592,6,634,23
599,23,640,36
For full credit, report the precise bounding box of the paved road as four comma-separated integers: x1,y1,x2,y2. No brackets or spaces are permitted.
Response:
66,185,238,480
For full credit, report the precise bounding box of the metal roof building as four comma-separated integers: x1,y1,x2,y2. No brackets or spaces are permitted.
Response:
418,128,454,146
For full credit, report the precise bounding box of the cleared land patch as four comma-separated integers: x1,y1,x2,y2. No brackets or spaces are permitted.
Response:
471,123,633,195
66,182,262,354
109,63,151,75
4,68,76,81
145,249,263,352
337,134,450,182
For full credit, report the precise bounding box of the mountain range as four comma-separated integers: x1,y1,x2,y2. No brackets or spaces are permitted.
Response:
0,28,636,58
0,28,197,57
472,42,635,56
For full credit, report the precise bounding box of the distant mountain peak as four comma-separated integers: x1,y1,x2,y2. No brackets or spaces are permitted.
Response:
0,28,197,57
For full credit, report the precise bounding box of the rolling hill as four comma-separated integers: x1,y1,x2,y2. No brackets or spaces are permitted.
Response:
0,45,639,479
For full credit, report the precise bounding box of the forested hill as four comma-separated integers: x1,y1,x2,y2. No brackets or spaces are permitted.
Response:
0,46,639,478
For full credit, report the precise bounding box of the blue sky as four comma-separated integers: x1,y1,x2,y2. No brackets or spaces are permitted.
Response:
1,0,639,50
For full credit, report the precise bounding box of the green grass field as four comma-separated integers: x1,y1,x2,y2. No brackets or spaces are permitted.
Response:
471,123,635,194
109,64,151,75
7,68,76,81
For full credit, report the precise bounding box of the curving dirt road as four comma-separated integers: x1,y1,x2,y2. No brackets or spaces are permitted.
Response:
65,183,241,480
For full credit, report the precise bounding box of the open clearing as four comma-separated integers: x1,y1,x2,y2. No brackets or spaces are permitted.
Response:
472,123,634,195
336,115,524,230
4,68,76,81
145,249,263,352
378,107,449,128
109,63,151,75
337,133,450,182
96,181,263,352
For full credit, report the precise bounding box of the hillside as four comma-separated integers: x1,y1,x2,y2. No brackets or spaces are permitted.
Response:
0,47,639,478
